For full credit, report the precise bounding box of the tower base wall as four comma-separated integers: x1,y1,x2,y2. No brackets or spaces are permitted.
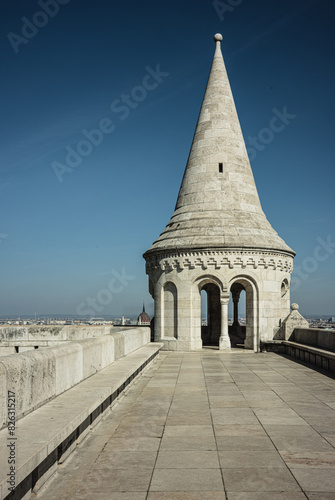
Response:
145,249,294,352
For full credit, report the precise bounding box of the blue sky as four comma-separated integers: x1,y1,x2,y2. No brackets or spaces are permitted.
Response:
1,0,334,318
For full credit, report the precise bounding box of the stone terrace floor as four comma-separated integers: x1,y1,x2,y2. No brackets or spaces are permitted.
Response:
40,351,335,499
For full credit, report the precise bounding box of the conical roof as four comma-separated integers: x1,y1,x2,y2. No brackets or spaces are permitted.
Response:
145,34,295,257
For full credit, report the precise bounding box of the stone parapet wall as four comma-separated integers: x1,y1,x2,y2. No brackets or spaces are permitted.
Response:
292,327,335,352
0,325,143,356
0,328,150,429
0,324,112,343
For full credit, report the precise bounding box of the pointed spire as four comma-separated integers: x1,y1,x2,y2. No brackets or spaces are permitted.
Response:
145,35,294,256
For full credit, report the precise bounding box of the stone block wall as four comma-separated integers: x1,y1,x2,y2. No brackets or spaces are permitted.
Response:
0,328,150,429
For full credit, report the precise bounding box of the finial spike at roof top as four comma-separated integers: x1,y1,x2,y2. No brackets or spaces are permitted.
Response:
214,33,223,43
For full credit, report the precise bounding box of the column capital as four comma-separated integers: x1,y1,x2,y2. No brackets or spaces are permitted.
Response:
220,293,230,305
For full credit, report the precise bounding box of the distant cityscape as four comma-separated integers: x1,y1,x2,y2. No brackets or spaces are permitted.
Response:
0,314,144,327
0,315,334,329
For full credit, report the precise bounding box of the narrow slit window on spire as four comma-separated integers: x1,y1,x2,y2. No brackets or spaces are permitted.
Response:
219,163,223,173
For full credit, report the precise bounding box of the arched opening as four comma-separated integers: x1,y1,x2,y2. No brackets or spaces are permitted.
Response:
163,282,178,338
280,278,290,323
281,278,289,298
228,277,257,350
200,283,221,346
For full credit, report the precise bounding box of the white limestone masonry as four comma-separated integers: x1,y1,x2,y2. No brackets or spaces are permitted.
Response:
144,34,295,351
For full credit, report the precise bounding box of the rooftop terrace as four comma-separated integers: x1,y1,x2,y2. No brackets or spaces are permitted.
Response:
39,350,335,499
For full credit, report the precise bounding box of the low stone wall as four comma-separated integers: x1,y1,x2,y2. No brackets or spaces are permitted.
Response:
0,328,150,429
263,327,335,374
291,327,335,352
283,341,335,373
0,325,118,356
0,342,161,500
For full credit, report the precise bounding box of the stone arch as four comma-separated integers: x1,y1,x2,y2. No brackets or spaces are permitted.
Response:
228,274,259,351
193,271,228,293
163,281,178,339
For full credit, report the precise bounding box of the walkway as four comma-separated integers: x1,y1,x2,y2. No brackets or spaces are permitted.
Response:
40,351,335,499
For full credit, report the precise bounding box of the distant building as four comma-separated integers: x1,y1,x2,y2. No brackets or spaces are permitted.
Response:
89,318,106,325
137,305,150,326
114,317,130,326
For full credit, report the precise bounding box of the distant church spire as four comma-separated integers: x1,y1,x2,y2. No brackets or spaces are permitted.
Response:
145,33,294,256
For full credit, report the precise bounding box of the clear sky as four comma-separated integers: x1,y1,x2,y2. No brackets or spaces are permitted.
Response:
1,0,334,318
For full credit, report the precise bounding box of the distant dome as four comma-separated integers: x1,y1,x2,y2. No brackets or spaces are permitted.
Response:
137,304,150,325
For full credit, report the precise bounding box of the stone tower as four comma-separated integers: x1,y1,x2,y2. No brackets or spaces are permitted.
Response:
143,34,295,351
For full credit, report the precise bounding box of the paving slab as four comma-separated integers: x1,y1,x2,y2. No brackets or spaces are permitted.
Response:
227,493,306,500
291,467,335,492
155,450,220,469
150,469,224,492
38,351,335,499
216,435,277,451
214,423,267,437
104,437,161,452
72,467,153,494
166,411,212,426
112,422,164,438
306,493,335,500
252,407,308,426
95,451,157,469
211,407,260,425
280,450,335,469
163,425,214,438
219,450,286,468
72,493,147,500
160,434,217,451
148,493,226,499
222,467,301,492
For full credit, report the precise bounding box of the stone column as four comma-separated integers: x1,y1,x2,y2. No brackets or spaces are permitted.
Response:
154,284,162,342
219,295,231,350
232,290,241,327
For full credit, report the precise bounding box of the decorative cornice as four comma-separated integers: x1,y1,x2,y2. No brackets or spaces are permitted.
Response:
145,249,294,273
